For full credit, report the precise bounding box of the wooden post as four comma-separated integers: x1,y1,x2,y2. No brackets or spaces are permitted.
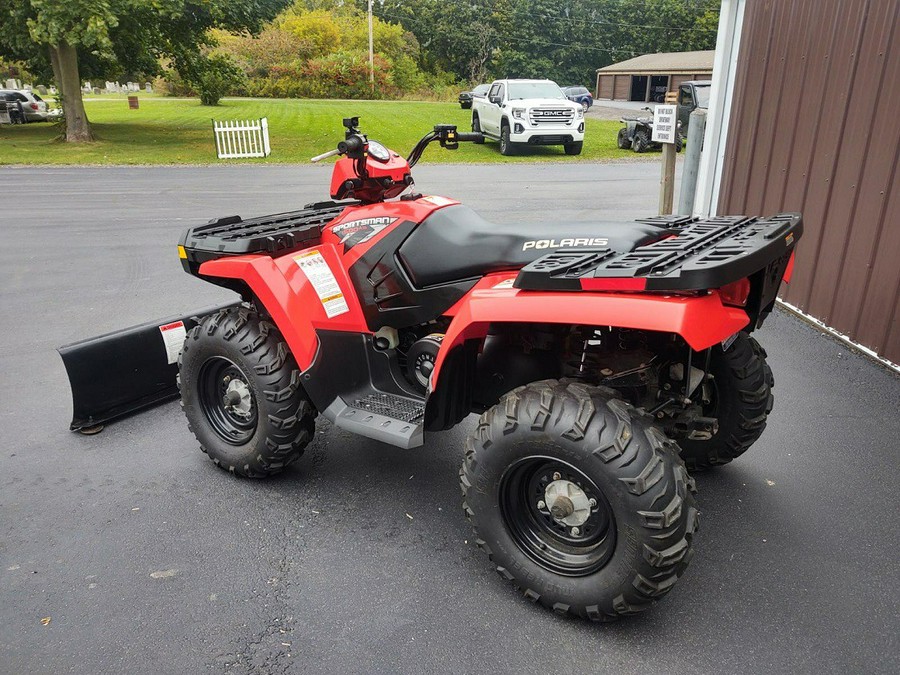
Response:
659,142,676,214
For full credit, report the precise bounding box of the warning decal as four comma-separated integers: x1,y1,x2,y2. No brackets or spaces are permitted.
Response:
159,321,187,365
294,250,350,318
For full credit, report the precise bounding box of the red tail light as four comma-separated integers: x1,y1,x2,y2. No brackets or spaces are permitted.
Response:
719,278,751,307
30,103,39,110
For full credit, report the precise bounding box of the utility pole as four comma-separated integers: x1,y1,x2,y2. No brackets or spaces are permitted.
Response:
368,0,375,93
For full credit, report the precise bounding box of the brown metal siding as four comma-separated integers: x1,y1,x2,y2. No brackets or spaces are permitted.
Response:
720,0,900,363
613,75,630,101
597,75,614,99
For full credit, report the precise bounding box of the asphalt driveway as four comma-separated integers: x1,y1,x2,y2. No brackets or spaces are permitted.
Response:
1,163,898,674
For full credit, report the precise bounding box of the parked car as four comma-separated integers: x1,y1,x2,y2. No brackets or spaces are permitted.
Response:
0,90,49,122
562,86,593,110
472,79,584,155
458,84,490,109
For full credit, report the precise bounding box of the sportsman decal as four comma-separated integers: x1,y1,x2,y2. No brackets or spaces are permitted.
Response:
331,217,398,250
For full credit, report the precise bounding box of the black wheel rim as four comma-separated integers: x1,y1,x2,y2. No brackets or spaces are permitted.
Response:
197,356,258,445
499,456,616,577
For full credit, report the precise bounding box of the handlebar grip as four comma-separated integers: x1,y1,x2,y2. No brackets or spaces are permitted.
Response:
456,132,485,143
310,148,341,163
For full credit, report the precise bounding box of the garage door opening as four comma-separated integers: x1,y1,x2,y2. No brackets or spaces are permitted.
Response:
630,75,648,101
650,75,669,102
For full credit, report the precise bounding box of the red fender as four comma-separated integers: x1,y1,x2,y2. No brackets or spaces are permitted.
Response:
430,275,750,390
198,244,369,370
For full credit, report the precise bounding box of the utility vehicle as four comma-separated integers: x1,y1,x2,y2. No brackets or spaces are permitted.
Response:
60,117,801,621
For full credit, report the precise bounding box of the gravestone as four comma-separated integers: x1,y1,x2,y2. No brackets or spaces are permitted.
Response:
93,88,101,95
37,85,47,95
6,78,17,90
49,86,57,95
145,82,152,92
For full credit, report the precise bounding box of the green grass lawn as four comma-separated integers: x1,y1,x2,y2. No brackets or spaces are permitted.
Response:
0,97,625,165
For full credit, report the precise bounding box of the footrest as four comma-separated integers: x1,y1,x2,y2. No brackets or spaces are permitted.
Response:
326,392,425,449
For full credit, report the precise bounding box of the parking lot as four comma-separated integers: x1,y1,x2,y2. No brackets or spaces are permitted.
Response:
1,163,898,674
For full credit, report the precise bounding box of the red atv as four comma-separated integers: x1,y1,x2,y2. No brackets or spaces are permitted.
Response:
63,117,802,621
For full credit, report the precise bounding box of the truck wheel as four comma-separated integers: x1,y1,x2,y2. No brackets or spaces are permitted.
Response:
674,131,684,152
178,306,316,478
678,333,774,471
461,380,698,621
472,113,481,134
632,128,651,152
564,141,583,156
500,125,516,156
616,128,630,149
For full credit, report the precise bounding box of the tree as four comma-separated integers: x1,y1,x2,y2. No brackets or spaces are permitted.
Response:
0,0,290,142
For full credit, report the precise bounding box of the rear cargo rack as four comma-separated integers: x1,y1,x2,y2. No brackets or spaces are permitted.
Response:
514,213,802,292
179,201,355,273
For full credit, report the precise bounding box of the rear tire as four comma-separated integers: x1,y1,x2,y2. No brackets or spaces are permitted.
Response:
564,141,583,156
461,380,698,621
678,333,774,470
178,306,316,478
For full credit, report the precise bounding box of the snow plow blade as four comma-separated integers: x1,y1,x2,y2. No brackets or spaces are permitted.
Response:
58,301,240,431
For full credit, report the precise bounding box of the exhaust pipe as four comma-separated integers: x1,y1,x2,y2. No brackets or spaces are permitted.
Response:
58,301,240,432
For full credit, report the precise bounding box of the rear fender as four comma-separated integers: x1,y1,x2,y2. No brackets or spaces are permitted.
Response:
429,276,750,392
198,243,369,370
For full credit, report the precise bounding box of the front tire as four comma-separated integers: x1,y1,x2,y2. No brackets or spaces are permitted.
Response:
564,141,583,156
472,113,481,134
632,128,651,152
179,306,316,477
678,333,774,470
616,128,630,149
461,380,698,621
500,124,516,156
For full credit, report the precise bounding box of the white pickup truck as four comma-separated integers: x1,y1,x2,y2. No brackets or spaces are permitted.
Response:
471,79,585,156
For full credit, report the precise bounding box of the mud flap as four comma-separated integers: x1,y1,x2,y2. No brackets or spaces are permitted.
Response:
58,301,240,431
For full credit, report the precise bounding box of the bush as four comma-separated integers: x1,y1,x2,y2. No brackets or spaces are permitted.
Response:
186,54,246,106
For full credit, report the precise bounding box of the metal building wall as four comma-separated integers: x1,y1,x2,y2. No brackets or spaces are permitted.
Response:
719,0,899,363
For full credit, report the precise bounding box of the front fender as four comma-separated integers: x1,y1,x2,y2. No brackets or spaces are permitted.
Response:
430,281,749,392
198,244,369,370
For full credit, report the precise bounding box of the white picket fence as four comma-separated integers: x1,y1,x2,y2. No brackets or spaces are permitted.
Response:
213,117,270,159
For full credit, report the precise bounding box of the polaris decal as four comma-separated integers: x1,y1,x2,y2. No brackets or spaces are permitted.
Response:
522,238,609,251
331,216,398,250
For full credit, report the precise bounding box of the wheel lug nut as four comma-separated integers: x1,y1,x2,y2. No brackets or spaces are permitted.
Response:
537,500,546,510
552,472,561,480
589,498,597,507
570,527,580,536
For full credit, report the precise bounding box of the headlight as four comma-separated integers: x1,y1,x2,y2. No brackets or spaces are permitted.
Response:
367,140,390,162
576,107,584,119
512,108,525,119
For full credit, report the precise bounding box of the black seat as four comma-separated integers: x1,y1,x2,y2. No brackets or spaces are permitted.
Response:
397,204,666,288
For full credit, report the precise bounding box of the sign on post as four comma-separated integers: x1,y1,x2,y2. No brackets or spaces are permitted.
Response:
653,104,678,215
652,105,677,144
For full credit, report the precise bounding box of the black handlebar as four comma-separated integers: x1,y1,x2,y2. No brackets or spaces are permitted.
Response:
456,132,485,143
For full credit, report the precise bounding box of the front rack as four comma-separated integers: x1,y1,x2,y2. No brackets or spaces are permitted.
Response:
179,201,354,274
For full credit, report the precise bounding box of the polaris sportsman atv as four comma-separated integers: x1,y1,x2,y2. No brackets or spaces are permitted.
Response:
61,117,802,622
